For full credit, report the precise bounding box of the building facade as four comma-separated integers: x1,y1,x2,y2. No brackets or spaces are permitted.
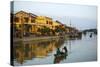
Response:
11,11,78,38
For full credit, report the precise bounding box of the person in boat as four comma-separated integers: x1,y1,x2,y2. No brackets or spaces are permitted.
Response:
56,47,68,54
56,48,61,55
63,46,68,53
62,46,68,56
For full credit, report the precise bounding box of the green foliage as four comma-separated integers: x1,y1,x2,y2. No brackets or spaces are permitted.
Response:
38,26,51,35
55,26,65,33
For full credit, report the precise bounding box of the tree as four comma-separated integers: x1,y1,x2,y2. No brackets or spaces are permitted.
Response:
54,26,66,35
38,26,51,36
55,26,64,33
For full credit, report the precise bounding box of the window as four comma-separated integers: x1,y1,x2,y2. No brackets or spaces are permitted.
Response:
46,21,48,24
19,25,21,28
24,17,29,22
31,19,35,23
14,17,19,22
49,21,52,25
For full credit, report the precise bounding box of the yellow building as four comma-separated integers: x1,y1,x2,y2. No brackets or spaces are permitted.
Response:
13,11,37,37
35,16,61,30
52,21,61,30
12,11,67,37
35,16,53,29
35,16,55,35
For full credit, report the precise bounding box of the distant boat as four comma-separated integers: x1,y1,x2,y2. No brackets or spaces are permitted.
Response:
90,33,92,38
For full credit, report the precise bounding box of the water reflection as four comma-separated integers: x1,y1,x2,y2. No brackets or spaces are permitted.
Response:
13,33,97,66
13,38,66,64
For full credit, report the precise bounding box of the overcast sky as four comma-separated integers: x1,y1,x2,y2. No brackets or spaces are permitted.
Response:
12,1,97,30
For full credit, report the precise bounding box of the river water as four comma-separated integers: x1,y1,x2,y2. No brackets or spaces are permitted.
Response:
13,33,97,66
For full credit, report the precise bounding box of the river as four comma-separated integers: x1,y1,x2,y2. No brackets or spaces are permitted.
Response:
13,32,97,66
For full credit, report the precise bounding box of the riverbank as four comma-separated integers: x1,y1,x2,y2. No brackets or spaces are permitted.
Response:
13,35,68,42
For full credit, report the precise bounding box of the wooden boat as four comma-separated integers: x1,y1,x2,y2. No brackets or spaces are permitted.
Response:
54,52,67,57
54,52,67,64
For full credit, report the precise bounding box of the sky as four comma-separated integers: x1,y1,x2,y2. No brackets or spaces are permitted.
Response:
12,1,97,30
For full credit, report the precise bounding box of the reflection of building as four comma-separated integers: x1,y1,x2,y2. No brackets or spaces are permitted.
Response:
15,47,25,64
14,39,65,64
